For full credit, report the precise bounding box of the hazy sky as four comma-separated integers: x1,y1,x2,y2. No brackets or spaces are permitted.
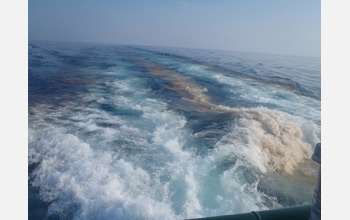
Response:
29,0,320,57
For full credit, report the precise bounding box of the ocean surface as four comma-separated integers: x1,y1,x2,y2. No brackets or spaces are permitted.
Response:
28,41,321,220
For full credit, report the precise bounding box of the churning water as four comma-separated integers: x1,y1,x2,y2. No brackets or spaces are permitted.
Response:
28,41,320,220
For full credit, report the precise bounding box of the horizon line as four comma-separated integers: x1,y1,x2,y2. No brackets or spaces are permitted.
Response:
28,38,321,59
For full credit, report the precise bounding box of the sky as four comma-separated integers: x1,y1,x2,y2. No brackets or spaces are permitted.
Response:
29,0,321,57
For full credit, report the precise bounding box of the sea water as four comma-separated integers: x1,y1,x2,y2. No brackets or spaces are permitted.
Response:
28,41,320,220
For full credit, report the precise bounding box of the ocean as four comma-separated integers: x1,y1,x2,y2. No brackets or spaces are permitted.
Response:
28,41,321,220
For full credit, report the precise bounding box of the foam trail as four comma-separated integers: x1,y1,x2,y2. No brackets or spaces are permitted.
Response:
143,61,317,174
145,63,218,111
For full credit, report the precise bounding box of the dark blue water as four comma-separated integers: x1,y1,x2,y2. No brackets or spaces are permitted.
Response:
29,41,320,220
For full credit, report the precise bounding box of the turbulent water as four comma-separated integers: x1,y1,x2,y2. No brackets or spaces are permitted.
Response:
28,41,321,220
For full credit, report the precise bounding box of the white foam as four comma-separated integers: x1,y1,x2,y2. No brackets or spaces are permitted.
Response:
30,90,209,219
30,109,179,219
